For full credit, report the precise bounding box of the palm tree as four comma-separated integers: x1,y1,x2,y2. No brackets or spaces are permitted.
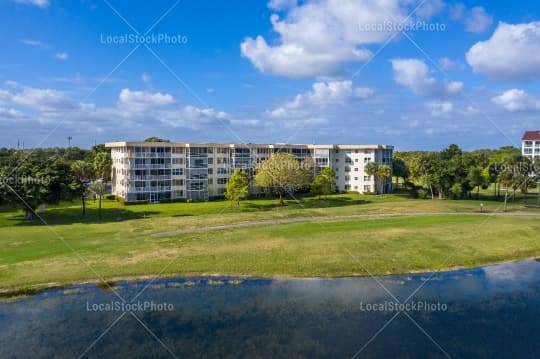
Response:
377,165,392,196
93,152,112,221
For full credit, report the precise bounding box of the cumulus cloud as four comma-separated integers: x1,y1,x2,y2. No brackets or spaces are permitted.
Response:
491,89,540,112
449,3,493,33
118,89,175,111
0,84,238,135
269,80,373,118
438,57,462,71
267,0,297,11
241,0,443,77
426,101,454,117
466,22,540,81
390,58,463,97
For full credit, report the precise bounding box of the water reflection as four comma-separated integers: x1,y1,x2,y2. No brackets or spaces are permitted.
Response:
1,260,540,358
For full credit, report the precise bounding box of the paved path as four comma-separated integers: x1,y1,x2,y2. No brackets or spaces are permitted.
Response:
152,211,540,238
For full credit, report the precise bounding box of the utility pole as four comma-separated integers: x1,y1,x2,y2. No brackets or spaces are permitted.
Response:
67,136,73,147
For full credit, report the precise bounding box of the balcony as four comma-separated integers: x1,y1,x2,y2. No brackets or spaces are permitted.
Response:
129,186,172,192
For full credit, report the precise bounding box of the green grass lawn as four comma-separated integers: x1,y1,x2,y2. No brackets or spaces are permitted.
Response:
1,192,539,295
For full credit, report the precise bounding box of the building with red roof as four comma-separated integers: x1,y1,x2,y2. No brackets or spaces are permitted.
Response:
522,131,540,161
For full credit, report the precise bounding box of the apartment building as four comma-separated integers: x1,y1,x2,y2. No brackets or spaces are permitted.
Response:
522,131,540,162
105,141,394,202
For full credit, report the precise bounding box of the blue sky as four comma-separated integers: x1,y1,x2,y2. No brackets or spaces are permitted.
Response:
0,0,538,150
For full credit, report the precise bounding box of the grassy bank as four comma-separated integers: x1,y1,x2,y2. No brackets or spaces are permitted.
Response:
1,194,539,294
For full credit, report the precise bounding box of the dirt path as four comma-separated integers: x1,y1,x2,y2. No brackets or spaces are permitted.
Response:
152,211,540,237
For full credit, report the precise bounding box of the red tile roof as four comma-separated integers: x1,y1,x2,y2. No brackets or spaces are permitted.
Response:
522,131,540,141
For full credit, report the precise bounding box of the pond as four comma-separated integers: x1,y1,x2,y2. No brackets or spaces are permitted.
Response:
1,260,540,358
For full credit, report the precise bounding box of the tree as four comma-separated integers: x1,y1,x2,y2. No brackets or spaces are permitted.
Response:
70,160,92,215
254,153,311,205
377,165,392,196
144,137,170,142
409,153,435,200
311,167,336,199
0,150,71,219
364,162,379,193
225,169,249,208
392,157,409,186
93,152,112,221
450,183,463,199
467,166,484,199
498,169,513,212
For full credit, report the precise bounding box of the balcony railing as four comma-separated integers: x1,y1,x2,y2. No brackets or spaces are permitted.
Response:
129,175,171,181
129,186,172,192
132,164,171,169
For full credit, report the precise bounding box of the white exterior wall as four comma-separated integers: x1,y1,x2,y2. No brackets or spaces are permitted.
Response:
522,139,540,162
105,142,393,202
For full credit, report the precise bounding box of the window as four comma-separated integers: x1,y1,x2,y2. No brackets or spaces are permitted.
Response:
364,158,372,163
364,176,371,181
334,168,339,172
208,158,213,165
172,168,183,176
217,167,228,175
208,168,213,175
364,185,371,192
335,176,339,180
344,175,350,181
355,158,359,162
217,178,228,185
335,158,339,162
172,179,184,186
354,177,358,180
344,166,351,172
208,178,213,185
354,168,358,172
344,184,351,190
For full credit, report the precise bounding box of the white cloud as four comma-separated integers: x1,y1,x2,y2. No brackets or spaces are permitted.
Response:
465,7,493,33
55,52,69,60
269,80,373,118
118,89,175,111
5,84,82,112
438,57,462,71
267,0,297,11
0,84,236,136
0,107,26,120
241,0,437,77
426,100,454,117
466,22,540,81
12,0,49,8
20,39,48,48
390,58,463,97
449,4,493,33
491,89,540,112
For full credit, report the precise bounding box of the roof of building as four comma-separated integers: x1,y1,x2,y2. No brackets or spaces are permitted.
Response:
104,141,394,149
522,131,540,141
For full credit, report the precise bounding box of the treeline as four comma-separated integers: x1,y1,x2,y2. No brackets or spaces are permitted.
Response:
393,144,540,208
0,145,111,219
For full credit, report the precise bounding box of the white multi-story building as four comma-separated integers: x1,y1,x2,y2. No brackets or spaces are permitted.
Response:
105,141,393,202
522,131,540,162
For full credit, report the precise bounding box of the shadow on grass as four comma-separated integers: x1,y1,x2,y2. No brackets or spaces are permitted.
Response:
8,206,161,226
242,196,371,211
